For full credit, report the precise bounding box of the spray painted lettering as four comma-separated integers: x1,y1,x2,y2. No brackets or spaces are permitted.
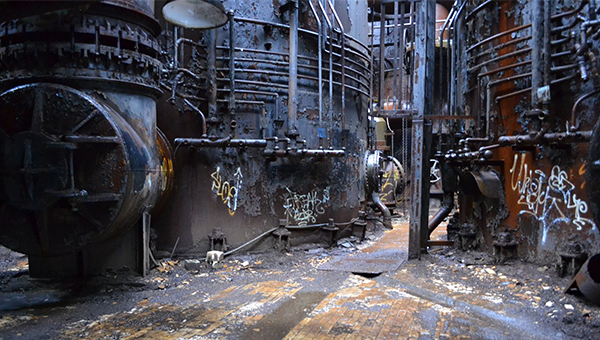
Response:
211,167,243,216
283,187,331,226
509,154,595,243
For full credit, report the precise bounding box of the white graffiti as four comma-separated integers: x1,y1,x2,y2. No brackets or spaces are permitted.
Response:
509,154,595,243
283,187,330,226
430,159,441,184
211,167,243,216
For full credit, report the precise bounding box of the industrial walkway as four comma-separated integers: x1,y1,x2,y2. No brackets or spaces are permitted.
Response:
0,221,596,339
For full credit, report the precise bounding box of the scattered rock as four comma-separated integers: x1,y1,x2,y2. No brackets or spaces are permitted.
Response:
485,268,496,275
564,304,574,310
545,301,554,308
184,260,203,272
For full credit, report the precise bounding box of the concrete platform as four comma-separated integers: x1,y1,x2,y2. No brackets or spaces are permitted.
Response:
0,220,597,339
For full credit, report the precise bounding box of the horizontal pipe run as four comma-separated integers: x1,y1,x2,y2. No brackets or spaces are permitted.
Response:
498,131,592,146
496,73,577,102
216,76,370,99
217,44,372,80
234,15,371,56
174,138,267,147
466,1,586,53
217,67,370,93
263,149,345,158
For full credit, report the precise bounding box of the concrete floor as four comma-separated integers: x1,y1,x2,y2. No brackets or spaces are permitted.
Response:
0,219,598,339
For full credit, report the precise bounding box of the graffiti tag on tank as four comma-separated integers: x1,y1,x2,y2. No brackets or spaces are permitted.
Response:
283,187,331,226
509,154,596,243
211,167,243,216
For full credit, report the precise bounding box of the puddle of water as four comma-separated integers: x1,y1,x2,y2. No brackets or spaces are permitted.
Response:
240,291,327,340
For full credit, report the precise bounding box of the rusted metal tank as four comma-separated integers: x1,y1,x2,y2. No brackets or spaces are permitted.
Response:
0,0,170,276
154,0,371,255
444,0,600,263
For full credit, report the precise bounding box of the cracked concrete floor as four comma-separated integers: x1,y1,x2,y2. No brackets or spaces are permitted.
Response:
0,220,598,340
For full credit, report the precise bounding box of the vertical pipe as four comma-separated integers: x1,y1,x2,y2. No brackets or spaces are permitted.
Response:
328,0,345,131
229,11,236,122
531,0,544,109
287,0,299,135
379,2,386,113
317,0,333,146
543,0,552,89
307,1,322,127
399,2,405,106
207,29,217,122
369,4,374,126
173,26,178,70
393,1,399,109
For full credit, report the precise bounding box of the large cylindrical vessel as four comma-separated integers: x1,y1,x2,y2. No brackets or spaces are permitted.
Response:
0,0,170,275
155,0,371,254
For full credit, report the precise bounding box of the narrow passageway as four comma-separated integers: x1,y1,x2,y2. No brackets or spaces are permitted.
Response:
1,218,594,339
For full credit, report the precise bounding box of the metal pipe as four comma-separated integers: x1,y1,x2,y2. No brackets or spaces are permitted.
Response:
465,0,493,22
328,0,345,132
467,1,586,54
233,16,371,59
571,88,600,130
439,4,457,115
399,1,405,106
263,149,345,158
498,130,592,146
228,10,236,123
223,228,278,257
372,191,392,229
428,192,454,236
393,0,399,110
170,68,200,102
318,0,334,147
468,47,532,74
450,1,468,117
478,53,577,79
307,0,323,126
288,0,298,135
207,29,217,119
180,99,207,136
173,26,178,69
378,1,385,111
174,137,267,147
496,73,577,102
531,0,545,108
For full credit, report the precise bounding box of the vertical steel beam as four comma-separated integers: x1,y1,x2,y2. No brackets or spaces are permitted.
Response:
409,0,436,260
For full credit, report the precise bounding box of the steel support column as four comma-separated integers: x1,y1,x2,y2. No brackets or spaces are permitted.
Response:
409,0,436,259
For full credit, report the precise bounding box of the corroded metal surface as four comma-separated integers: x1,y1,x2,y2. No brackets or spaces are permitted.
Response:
154,0,371,255
437,0,600,263
0,83,162,256
0,0,167,275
